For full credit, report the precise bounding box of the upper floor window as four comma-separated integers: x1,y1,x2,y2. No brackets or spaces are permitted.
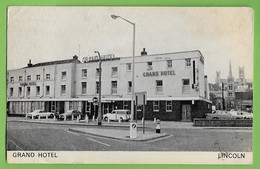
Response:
61,85,66,95
82,69,87,78
36,86,40,96
10,77,14,83
36,75,40,81
228,92,233,97
128,81,132,94
96,68,100,77
46,74,50,80
111,67,118,77
46,86,50,96
166,101,172,112
27,87,30,96
10,88,14,97
27,75,31,81
156,80,163,94
19,76,23,82
126,63,132,71
153,101,159,112
147,62,153,70
182,79,190,93
185,58,191,67
18,87,22,97
167,60,172,68
228,85,233,90
111,81,117,94
61,71,66,80
82,82,87,94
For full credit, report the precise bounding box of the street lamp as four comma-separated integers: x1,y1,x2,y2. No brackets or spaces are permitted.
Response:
94,51,102,125
111,14,135,122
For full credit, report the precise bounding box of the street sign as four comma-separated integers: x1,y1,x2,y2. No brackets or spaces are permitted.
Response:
135,92,147,105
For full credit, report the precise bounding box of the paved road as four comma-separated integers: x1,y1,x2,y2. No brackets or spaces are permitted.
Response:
7,121,252,151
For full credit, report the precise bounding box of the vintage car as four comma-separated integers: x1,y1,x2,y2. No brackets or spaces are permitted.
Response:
26,110,55,119
206,110,252,120
58,110,82,120
103,109,131,122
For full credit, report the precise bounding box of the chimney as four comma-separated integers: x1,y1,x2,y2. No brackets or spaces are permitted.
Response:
73,55,78,60
141,48,147,56
27,59,33,67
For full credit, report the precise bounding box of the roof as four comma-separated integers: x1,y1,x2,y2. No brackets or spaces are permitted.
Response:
25,58,81,68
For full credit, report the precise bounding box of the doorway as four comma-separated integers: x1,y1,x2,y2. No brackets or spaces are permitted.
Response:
182,104,192,121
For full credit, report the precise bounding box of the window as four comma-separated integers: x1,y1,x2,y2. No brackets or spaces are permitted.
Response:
61,71,66,80
96,68,100,77
228,92,233,97
46,86,50,96
36,75,40,81
111,81,117,94
128,81,132,94
82,69,87,78
156,80,163,94
10,88,13,97
137,105,142,112
185,58,191,67
228,85,233,90
82,82,87,94
123,101,128,110
27,87,30,96
96,82,100,94
61,85,66,95
111,67,118,77
19,76,23,82
18,87,22,96
182,79,190,93
126,63,132,71
46,74,50,80
27,75,31,81
147,62,153,70
166,101,172,112
10,77,14,83
167,60,172,68
153,101,159,112
36,86,40,96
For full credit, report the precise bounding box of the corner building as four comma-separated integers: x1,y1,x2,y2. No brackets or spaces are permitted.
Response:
7,50,211,121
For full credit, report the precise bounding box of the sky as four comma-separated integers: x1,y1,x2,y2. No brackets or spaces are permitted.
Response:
7,7,254,83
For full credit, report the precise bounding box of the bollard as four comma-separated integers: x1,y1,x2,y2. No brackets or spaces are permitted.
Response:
108,118,110,122
85,116,89,123
64,115,67,121
46,115,48,120
119,117,121,123
142,117,144,126
92,116,95,121
25,114,27,120
154,117,156,123
54,115,56,121
77,116,79,122
72,115,74,121
38,115,40,120
156,119,161,133
32,115,34,120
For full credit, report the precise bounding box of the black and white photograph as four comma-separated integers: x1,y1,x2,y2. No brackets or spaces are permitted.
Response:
6,7,253,164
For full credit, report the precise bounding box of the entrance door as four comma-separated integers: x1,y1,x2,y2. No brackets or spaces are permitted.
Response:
182,104,192,121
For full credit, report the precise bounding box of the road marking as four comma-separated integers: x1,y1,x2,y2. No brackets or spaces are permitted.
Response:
65,133,76,151
146,135,173,143
86,137,111,147
8,139,23,150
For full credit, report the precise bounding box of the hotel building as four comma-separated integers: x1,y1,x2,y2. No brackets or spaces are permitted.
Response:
7,49,211,121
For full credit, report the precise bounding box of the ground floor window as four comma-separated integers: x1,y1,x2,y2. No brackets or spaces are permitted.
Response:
153,101,159,112
166,101,172,112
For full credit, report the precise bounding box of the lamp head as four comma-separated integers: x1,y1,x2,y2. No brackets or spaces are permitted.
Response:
111,15,119,19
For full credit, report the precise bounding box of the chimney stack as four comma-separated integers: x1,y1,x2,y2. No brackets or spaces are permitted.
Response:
73,55,78,60
27,59,33,67
141,48,147,56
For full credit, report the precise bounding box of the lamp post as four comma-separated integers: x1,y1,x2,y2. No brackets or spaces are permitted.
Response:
111,15,135,122
94,51,102,125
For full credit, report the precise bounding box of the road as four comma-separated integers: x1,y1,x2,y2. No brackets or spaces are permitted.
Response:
7,121,252,151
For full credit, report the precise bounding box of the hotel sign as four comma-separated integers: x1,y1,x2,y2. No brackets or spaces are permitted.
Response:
20,82,36,86
143,70,175,77
82,54,116,63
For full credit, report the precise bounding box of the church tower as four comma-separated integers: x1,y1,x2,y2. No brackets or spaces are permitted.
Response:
239,66,245,83
227,61,235,109
215,71,221,84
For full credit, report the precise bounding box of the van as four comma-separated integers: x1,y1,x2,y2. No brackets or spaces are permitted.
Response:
103,109,131,122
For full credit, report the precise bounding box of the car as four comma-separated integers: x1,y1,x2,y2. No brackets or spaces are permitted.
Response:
206,110,249,120
103,109,131,122
26,110,55,119
58,110,82,120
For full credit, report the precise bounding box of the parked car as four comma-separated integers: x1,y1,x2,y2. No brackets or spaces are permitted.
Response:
206,110,249,120
103,109,131,122
27,110,55,119
58,110,82,120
